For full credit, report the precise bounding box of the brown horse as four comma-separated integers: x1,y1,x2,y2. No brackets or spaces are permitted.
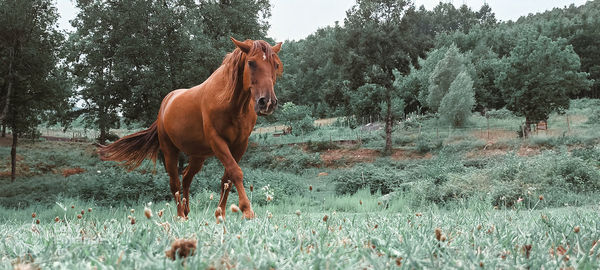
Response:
99,38,283,222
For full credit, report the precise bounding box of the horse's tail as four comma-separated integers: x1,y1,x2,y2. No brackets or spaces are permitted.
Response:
98,121,160,171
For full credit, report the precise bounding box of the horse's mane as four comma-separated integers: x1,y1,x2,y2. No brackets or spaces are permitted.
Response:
218,40,282,103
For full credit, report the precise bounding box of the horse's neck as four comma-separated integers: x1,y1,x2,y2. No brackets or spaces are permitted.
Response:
212,65,252,115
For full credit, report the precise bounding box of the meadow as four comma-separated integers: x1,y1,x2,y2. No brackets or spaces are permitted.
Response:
2,195,600,269
1,99,600,269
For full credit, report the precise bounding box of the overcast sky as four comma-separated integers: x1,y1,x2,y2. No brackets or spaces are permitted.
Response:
56,0,589,41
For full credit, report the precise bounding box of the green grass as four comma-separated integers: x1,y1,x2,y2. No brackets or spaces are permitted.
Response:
2,196,600,269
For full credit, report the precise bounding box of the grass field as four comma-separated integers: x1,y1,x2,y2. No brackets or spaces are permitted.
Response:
2,196,600,269
1,99,600,269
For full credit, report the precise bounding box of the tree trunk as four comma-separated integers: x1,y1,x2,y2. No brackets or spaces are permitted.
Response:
11,129,17,182
0,48,14,122
384,97,393,155
523,117,532,138
98,126,107,145
1,123,5,137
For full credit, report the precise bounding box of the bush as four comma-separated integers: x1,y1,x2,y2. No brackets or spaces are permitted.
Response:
485,108,515,119
333,163,404,195
242,145,322,174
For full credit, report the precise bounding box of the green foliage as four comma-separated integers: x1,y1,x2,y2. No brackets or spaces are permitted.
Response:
0,0,72,181
485,108,515,119
439,71,475,127
277,102,316,134
333,162,404,195
495,34,592,124
242,144,321,174
427,44,472,112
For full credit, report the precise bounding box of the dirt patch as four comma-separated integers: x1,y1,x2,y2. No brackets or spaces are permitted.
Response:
320,147,431,167
391,149,432,160
517,145,541,157
321,148,379,167
62,167,86,177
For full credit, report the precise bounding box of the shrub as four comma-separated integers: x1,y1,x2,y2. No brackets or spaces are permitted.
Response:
485,108,515,119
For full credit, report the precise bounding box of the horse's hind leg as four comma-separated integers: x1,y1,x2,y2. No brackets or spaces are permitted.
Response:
181,157,205,217
162,144,184,217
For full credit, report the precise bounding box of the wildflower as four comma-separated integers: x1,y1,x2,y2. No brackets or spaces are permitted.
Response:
130,217,136,225
88,208,92,212
250,185,254,192
224,182,230,190
323,215,329,222
165,239,197,260
295,210,301,216
516,197,523,203
130,209,135,213
36,219,40,224
539,195,544,201
144,207,152,219
230,204,240,213
435,228,442,241
157,209,164,218
416,213,423,217
209,194,214,200
71,205,75,209
81,210,85,215
31,213,36,218
55,217,60,222
359,200,362,205
236,234,241,239
77,214,82,219
477,224,482,230
267,212,273,219
165,202,170,207
309,185,313,191
374,224,378,229
97,170,101,173
574,226,580,233
266,195,273,202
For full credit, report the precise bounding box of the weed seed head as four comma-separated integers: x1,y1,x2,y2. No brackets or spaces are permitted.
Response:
574,226,580,233
230,204,240,213
31,213,36,218
144,207,152,219
77,214,82,219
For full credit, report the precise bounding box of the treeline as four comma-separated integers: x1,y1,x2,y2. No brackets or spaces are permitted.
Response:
0,0,598,176
275,0,597,152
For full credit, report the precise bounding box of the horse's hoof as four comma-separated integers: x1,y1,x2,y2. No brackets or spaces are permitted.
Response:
243,209,255,220
215,207,225,224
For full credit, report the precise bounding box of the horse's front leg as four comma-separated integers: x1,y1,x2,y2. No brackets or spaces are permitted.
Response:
209,136,254,222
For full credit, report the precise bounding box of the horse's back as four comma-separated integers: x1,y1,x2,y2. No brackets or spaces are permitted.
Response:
157,88,212,156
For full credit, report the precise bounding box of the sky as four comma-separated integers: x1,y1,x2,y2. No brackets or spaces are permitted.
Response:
56,0,589,41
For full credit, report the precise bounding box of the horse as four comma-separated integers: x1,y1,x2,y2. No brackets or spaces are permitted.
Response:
99,37,283,222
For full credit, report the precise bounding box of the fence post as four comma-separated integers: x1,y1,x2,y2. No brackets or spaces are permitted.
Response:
566,114,570,133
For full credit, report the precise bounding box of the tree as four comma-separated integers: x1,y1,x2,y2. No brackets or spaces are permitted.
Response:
496,34,591,135
344,0,433,155
0,0,71,181
427,44,472,112
439,71,475,127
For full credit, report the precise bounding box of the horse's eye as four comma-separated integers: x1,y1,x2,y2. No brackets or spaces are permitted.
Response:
275,63,279,70
248,61,256,68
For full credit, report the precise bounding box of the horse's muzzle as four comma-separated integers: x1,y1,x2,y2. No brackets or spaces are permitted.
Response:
256,96,277,115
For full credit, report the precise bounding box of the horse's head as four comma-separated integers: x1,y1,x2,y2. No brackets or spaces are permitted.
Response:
231,37,283,116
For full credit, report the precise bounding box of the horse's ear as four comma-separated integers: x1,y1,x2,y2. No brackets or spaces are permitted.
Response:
272,42,282,53
231,37,250,53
